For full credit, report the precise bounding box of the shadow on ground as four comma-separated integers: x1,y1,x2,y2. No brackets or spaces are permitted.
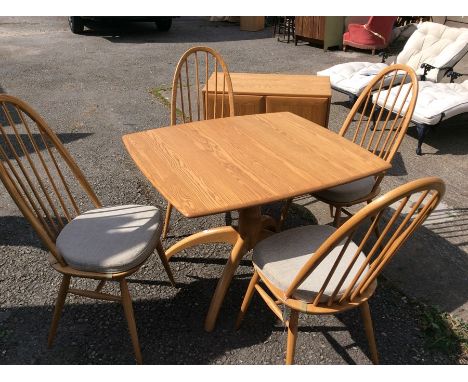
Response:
0,201,463,364
0,273,459,364
0,133,93,160
353,207,468,320
407,119,468,156
78,17,272,45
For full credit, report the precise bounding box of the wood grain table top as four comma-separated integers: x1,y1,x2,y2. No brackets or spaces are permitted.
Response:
206,72,331,98
122,112,390,218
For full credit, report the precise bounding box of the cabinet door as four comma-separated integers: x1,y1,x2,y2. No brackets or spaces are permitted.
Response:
266,96,329,127
295,16,304,36
296,16,325,40
233,95,265,116
204,94,265,119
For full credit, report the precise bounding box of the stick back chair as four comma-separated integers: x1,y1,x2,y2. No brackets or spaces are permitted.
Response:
237,177,445,364
162,46,235,238
0,94,175,364
280,63,419,229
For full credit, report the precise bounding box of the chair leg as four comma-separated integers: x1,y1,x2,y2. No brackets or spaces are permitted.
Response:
359,301,379,365
235,270,260,329
333,206,342,227
48,274,71,348
162,202,173,239
367,199,381,241
416,123,429,156
278,198,293,231
156,240,176,287
119,278,143,365
286,309,299,365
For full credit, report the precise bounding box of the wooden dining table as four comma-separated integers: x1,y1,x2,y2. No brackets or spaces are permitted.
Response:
122,112,391,332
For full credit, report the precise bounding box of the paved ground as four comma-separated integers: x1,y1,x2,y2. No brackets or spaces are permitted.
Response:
0,16,466,364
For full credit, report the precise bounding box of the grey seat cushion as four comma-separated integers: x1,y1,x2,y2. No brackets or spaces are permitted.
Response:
56,205,162,273
253,225,370,303
314,176,375,203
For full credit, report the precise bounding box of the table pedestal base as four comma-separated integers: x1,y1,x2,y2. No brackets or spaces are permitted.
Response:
164,206,276,332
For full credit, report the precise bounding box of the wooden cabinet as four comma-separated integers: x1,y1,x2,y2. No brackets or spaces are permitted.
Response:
204,73,331,127
295,16,345,51
206,94,265,119
240,16,265,31
266,96,329,126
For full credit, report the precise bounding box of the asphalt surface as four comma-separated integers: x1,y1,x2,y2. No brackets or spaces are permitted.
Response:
0,16,466,364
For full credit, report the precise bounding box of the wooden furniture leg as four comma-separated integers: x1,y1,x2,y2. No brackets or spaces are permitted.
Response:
156,240,176,287
48,274,71,347
360,301,379,364
333,206,342,227
367,199,382,242
235,270,260,329
162,202,173,239
278,198,293,230
286,309,299,365
120,278,143,365
165,226,239,260
204,206,263,332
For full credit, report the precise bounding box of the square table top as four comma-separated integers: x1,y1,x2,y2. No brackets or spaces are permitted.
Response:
122,112,390,218
206,72,331,98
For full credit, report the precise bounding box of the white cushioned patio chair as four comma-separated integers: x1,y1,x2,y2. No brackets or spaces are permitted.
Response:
0,94,175,364
317,22,468,102
373,70,468,155
237,177,445,364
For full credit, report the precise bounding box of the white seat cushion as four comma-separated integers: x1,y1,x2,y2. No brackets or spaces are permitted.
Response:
56,205,162,273
317,62,388,95
253,225,370,303
374,80,468,125
314,176,376,203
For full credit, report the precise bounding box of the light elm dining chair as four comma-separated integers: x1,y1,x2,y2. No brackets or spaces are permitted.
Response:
237,177,445,364
280,63,419,229
162,46,235,239
0,94,175,364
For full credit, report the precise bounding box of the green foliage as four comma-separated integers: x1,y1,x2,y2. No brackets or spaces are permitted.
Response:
150,85,172,109
421,304,467,361
150,85,184,120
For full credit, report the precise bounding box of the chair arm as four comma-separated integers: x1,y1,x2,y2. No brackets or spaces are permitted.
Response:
379,51,390,63
446,70,464,83
363,24,386,43
420,63,436,81
347,23,365,33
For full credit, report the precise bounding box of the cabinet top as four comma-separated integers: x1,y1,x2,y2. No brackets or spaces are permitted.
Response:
206,72,332,97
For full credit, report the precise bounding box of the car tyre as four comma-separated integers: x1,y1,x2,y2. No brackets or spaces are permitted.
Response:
155,17,172,31
68,16,85,34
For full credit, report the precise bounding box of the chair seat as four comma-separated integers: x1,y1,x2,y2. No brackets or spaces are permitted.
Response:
56,205,162,273
314,176,375,204
317,62,389,95
374,80,468,125
253,225,370,303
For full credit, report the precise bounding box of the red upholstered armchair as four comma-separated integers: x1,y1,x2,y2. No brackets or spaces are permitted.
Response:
343,16,397,55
